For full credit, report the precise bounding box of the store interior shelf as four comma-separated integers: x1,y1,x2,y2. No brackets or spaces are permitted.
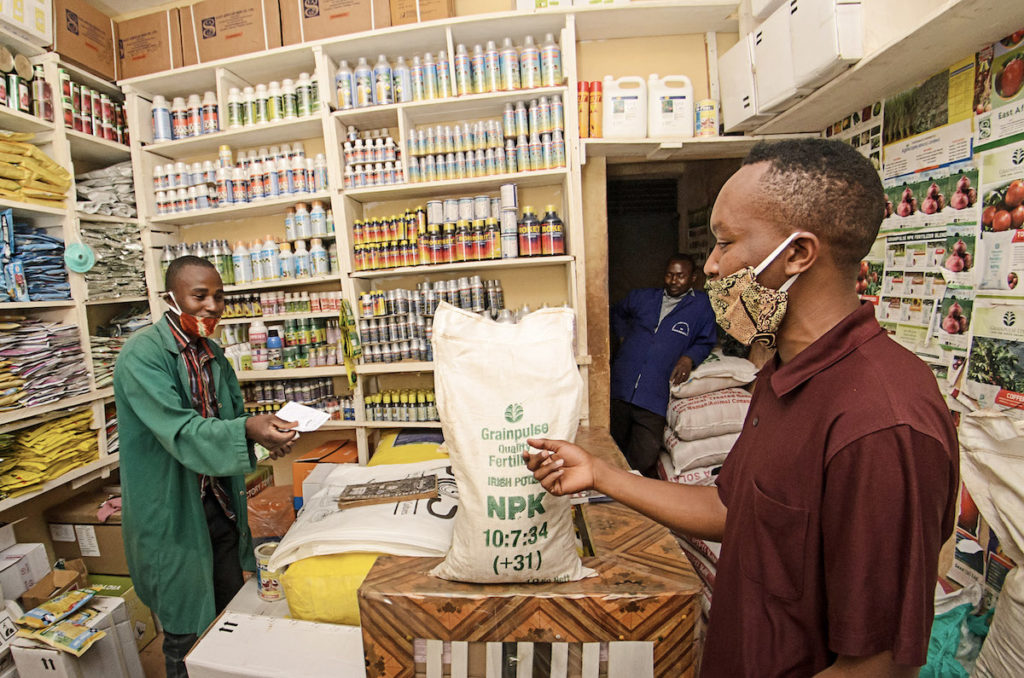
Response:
344,168,568,202
0,388,114,431
0,455,120,514
357,420,443,429
0,300,75,310
570,1,736,39
76,212,141,224
0,106,54,133
356,361,435,375
221,273,341,294
332,103,403,130
754,0,1023,134
3,27,46,58
582,136,771,163
66,129,132,166
0,197,67,217
145,116,325,160
401,86,569,126
84,296,149,305
219,311,340,326
319,421,359,430
152,191,332,226
350,254,574,279
234,366,349,381
60,60,123,99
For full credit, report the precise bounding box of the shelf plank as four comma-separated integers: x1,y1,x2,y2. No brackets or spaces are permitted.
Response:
84,296,149,305
0,300,75,310
60,60,123,99
583,136,770,163
219,310,340,326
754,0,1024,134
0,388,114,431
0,455,120,514
332,103,403,130
0,197,68,217
144,116,325,160
356,361,435,375
572,1,736,39
401,86,568,126
344,168,567,202
0,106,54,133
151,191,331,226
222,273,341,294
76,212,140,224
358,421,442,429
234,366,349,381
350,254,574,279
66,129,132,166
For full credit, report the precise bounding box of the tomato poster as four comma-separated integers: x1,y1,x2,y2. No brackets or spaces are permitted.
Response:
975,28,1024,153
976,139,1024,295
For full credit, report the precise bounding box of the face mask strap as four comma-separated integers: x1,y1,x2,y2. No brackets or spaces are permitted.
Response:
753,232,803,276
165,291,183,315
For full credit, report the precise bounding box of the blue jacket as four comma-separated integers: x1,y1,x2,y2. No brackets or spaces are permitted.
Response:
610,288,717,416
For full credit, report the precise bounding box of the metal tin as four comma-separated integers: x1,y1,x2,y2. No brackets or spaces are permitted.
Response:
458,197,474,221
443,198,459,223
499,183,518,209
473,195,490,220
695,99,718,137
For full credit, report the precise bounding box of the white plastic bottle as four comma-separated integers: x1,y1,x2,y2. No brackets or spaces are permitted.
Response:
392,56,412,103
262,236,281,280
171,96,188,139
233,241,253,284
242,86,256,127
499,38,520,91
520,36,540,89
423,52,439,100
295,202,313,238
454,44,472,96
294,240,312,278
254,84,269,124
187,94,203,137
355,57,373,107
310,238,329,276
296,72,313,116
249,240,263,281
278,242,294,279
284,208,297,241
201,91,219,134
438,50,452,99
336,60,355,109
267,81,283,121
310,200,327,236
282,78,298,119
540,33,562,87
648,74,695,138
374,54,393,105
151,95,172,142
484,41,501,93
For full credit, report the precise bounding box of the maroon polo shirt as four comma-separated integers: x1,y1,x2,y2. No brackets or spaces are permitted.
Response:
701,302,958,677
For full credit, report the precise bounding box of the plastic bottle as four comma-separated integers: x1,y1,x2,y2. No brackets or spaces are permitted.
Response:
201,91,219,134
520,36,540,89
266,330,283,369
499,38,520,91
249,160,264,200
310,238,329,275
151,95,172,142
233,241,253,284
374,55,393,105
483,41,501,93
249,240,263,281
541,33,562,87
292,155,308,193
470,44,486,94
186,94,202,137
647,74,694,138
310,200,327,236
160,245,175,276
254,84,269,124
268,81,284,121
309,75,320,113
410,56,425,102
242,86,256,127
437,50,452,98
278,241,294,279
295,202,313,238
423,52,438,100
282,78,298,119
249,319,268,349
518,205,541,256
262,236,281,280
294,241,312,278
540,205,565,255
284,208,297,241
314,154,329,191
232,167,248,204
336,60,355,109
171,96,188,139
354,57,373,107
392,56,412,103
296,72,313,116
454,44,472,96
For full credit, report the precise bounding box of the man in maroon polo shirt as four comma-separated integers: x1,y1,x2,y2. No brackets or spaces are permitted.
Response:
525,138,958,677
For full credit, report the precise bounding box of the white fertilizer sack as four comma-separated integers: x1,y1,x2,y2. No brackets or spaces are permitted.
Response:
429,304,594,583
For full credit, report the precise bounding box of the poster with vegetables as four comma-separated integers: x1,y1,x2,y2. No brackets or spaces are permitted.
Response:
936,290,974,350
881,166,979,234
882,57,976,181
824,101,883,171
975,28,1024,153
976,140,1024,295
964,297,1024,412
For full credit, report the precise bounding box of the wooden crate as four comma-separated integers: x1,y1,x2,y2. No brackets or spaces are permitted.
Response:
359,428,703,677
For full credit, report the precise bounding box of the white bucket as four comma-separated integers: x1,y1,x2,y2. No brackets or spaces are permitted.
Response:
648,74,695,138
602,76,647,139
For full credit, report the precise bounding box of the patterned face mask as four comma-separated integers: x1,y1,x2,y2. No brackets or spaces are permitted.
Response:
705,232,802,348
166,292,220,338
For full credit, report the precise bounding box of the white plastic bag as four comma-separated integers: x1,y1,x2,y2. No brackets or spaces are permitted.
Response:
670,349,758,398
429,304,594,583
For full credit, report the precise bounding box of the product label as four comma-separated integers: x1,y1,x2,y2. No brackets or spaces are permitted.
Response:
75,525,101,557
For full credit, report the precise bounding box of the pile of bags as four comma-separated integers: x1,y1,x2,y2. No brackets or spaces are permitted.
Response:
0,317,90,410
75,162,135,218
11,224,70,301
89,305,151,388
0,408,98,498
0,133,70,209
79,221,145,300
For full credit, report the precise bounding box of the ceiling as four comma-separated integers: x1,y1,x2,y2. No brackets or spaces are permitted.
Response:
91,0,176,20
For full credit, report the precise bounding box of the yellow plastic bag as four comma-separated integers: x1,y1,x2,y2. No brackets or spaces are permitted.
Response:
280,553,380,626
367,432,447,466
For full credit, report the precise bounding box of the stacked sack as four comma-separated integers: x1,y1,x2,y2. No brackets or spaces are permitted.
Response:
0,409,98,499
0,133,70,209
75,161,135,218
658,349,758,637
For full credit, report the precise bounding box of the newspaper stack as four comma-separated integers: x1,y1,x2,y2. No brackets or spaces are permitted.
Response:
0,409,97,499
13,225,70,301
80,221,145,300
75,161,135,218
0,318,90,410
89,305,151,388
0,133,70,209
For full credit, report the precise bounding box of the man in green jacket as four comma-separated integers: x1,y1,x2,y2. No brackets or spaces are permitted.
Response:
114,256,298,678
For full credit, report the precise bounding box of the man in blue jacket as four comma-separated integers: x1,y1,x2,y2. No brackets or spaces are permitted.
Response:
610,254,717,477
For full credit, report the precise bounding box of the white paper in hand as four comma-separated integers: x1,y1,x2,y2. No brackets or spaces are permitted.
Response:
276,401,331,432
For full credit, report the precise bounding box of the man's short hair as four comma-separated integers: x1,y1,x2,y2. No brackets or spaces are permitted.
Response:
666,253,695,273
165,255,218,291
742,138,885,271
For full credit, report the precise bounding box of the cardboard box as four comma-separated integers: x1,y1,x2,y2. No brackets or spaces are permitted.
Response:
0,522,17,553
0,610,18,656
181,0,282,65
279,0,390,45
20,559,89,610
245,465,273,499
115,9,183,80
88,574,158,651
46,491,128,576
0,543,49,602
389,0,451,26
186,611,364,677
52,0,117,81
12,596,144,678
291,440,357,509
0,0,52,48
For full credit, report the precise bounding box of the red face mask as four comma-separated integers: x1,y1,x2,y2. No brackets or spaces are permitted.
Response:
167,292,220,338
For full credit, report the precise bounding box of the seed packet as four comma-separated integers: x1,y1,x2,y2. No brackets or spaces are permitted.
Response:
17,587,96,628
17,609,106,656
0,209,12,259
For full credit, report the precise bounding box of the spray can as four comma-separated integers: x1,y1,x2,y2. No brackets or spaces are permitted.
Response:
540,33,562,87
438,51,453,98
499,38,520,91
589,80,603,138
454,44,472,96
520,36,540,89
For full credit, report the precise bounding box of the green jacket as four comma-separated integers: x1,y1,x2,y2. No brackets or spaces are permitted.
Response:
113,317,256,635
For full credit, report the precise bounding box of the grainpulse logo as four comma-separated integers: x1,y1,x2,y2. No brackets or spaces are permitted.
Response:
65,9,79,35
1013,148,1024,166
202,17,217,39
978,117,991,140
1003,311,1017,327
304,0,321,18
504,403,524,423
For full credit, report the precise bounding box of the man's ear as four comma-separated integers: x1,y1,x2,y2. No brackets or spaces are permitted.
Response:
784,232,819,276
